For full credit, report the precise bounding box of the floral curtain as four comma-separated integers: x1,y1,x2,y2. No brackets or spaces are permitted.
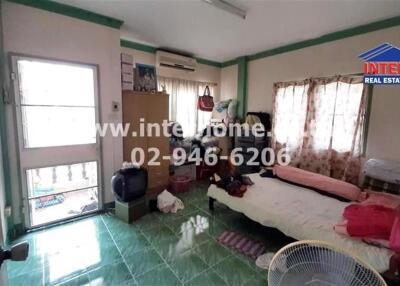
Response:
158,76,213,137
272,76,368,184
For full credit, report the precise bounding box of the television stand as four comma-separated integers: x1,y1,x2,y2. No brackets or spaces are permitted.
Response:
115,196,147,223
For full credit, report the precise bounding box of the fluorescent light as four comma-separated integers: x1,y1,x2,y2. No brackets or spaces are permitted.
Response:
202,0,246,19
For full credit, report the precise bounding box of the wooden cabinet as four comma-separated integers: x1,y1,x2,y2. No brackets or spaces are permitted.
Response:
122,91,170,190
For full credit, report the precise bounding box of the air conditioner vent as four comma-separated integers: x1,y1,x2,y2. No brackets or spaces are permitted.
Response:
156,51,196,72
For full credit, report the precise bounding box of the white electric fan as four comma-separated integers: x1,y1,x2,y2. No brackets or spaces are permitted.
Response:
268,240,387,286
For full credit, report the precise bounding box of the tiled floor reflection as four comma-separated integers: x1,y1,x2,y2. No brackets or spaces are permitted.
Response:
6,181,293,285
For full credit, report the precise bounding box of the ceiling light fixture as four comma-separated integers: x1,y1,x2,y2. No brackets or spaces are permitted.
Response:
202,0,246,19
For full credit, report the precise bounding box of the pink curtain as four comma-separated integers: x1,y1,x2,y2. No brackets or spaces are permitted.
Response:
272,76,368,185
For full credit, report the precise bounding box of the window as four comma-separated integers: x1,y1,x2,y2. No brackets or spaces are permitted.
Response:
313,81,365,153
272,76,368,184
158,77,214,137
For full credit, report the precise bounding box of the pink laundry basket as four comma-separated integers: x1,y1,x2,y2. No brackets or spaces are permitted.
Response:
169,175,191,193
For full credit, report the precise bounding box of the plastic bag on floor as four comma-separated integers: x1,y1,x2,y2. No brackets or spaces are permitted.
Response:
157,190,184,213
256,252,276,270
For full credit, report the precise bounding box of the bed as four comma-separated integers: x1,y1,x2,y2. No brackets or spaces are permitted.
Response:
207,173,394,273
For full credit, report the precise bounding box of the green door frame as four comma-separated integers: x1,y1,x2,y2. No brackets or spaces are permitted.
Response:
236,56,248,120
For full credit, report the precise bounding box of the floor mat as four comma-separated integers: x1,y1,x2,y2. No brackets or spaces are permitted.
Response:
217,230,266,259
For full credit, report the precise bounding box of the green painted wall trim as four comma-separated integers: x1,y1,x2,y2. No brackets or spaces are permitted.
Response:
121,39,222,68
120,39,157,54
222,15,400,67
221,58,238,68
363,85,374,157
236,56,248,120
6,0,124,29
194,57,221,68
0,0,14,244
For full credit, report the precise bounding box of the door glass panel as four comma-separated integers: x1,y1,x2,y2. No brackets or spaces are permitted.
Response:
18,60,95,106
21,106,96,148
17,59,97,148
26,162,98,198
26,162,98,227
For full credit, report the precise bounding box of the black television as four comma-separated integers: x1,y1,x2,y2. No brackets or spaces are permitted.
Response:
111,167,148,202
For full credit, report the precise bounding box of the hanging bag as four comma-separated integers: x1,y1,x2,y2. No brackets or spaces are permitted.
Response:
198,85,214,112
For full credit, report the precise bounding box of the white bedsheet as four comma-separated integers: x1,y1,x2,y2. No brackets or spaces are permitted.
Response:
207,173,393,272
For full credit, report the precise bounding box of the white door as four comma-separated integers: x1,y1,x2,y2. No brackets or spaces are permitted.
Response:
11,55,102,228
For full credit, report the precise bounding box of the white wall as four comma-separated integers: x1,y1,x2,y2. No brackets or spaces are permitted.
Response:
2,1,123,225
120,47,221,99
220,64,238,101
246,26,400,162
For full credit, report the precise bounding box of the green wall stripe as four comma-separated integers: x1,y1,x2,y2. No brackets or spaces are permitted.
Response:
236,56,248,120
222,16,400,67
195,57,221,68
0,1,14,243
363,85,374,156
221,58,238,68
121,39,223,68
6,0,124,29
120,39,157,54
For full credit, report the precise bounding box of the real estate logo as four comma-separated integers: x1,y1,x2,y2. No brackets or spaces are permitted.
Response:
359,43,400,85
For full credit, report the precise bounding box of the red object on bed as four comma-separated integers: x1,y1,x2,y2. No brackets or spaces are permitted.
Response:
344,204,395,239
338,201,400,252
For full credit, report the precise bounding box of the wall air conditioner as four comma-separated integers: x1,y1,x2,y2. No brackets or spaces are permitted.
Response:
156,51,197,72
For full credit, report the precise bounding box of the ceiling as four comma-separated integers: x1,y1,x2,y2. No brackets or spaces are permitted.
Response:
54,0,400,62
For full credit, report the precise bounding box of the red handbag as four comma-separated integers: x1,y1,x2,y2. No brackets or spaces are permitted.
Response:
198,86,214,112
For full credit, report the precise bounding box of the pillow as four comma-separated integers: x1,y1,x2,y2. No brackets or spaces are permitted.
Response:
273,165,364,201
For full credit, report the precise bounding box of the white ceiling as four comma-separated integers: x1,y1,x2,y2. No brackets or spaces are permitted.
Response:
54,0,400,62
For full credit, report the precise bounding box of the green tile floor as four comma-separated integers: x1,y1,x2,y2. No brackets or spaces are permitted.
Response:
6,181,294,285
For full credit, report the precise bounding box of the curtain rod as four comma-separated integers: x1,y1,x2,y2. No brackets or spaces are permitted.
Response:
304,72,364,80
274,73,365,86
157,75,218,87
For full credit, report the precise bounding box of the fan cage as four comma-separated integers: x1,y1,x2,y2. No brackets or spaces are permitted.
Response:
268,240,387,286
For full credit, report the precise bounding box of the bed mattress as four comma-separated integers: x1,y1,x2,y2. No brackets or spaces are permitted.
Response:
207,173,393,272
